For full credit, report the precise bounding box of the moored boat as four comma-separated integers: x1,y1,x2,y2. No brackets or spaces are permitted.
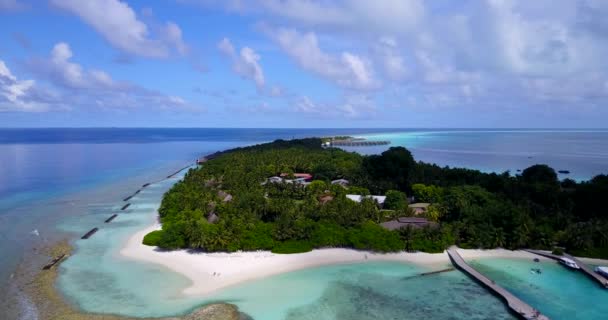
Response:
595,266,608,278
558,257,580,269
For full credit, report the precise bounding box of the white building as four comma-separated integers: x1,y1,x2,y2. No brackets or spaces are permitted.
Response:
331,179,350,187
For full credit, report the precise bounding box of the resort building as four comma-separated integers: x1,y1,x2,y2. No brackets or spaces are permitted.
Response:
331,179,350,187
218,190,233,202
207,212,219,224
264,175,311,186
409,203,431,215
266,176,283,184
319,194,334,205
280,173,313,181
380,217,435,231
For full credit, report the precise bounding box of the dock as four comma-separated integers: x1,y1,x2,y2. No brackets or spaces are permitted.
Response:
447,247,549,320
81,227,99,239
104,214,118,223
330,140,390,147
525,249,608,288
121,203,131,211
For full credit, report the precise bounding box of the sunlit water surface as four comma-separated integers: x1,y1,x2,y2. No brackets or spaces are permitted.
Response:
470,258,608,320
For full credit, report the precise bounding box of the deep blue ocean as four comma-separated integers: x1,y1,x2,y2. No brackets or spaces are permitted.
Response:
1,128,608,320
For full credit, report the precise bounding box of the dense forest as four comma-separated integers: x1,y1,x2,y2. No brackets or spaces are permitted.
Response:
144,138,608,258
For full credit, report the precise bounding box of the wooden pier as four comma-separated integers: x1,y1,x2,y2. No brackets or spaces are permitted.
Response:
447,247,549,320
330,140,390,147
81,228,99,239
525,249,608,288
104,214,118,223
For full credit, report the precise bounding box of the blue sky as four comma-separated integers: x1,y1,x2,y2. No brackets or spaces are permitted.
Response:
1,0,608,128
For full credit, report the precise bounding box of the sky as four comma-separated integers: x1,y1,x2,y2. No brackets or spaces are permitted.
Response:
1,0,608,128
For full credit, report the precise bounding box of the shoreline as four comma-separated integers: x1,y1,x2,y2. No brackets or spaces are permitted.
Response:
13,240,245,320
120,221,558,297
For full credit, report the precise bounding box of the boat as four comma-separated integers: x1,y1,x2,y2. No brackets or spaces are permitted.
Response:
595,266,608,278
558,257,580,269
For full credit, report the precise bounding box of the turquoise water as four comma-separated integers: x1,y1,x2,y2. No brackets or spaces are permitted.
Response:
57,171,205,316
215,262,515,320
471,258,608,320
348,130,608,180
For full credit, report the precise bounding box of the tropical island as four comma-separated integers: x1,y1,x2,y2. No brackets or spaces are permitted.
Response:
143,138,608,259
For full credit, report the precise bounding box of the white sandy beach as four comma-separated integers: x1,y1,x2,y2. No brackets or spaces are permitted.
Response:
120,222,550,297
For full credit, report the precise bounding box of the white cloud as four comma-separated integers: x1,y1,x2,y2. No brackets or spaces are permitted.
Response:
51,0,187,58
201,0,425,36
218,38,265,91
193,0,608,114
268,28,379,90
38,42,120,89
22,43,192,111
294,96,318,114
0,60,48,112
163,22,189,55
293,94,375,118
0,61,17,81
373,37,408,81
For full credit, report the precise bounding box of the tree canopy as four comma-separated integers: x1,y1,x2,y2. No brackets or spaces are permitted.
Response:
146,138,608,258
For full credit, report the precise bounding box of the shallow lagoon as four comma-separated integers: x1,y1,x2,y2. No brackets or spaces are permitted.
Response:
215,262,515,320
470,258,608,320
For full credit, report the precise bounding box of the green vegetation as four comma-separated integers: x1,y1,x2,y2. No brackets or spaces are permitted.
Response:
384,190,407,210
146,138,608,258
142,230,164,246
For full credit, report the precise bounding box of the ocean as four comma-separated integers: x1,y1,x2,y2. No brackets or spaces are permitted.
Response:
346,129,608,181
1,128,607,320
